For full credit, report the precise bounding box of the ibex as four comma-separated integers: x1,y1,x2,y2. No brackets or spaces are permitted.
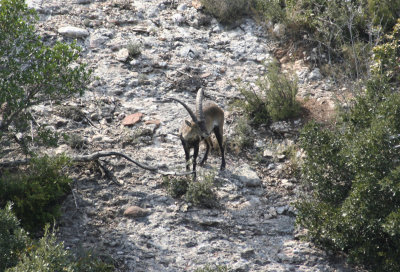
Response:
167,89,225,178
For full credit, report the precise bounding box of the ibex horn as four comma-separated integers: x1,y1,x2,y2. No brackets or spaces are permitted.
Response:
196,88,205,122
166,98,199,124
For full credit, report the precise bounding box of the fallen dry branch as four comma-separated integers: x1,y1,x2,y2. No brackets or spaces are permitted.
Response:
0,151,194,176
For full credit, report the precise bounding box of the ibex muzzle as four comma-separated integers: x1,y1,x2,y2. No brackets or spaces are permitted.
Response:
168,89,225,178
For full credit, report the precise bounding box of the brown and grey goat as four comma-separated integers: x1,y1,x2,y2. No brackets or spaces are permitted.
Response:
167,89,225,178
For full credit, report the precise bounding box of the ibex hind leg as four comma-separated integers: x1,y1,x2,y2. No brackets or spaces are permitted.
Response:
214,126,225,170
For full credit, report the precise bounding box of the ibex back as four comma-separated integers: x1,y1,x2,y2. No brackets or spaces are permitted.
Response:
168,89,225,179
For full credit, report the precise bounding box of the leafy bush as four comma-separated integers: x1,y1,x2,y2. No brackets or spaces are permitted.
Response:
200,0,251,24
228,116,254,153
297,72,400,270
162,176,189,199
7,226,75,272
185,173,218,208
367,0,400,32
0,203,29,272
5,224,115,272
194,264,229,272
237,62,300,125
163,173,218,208
0,155,72,233
0,0,91,153
370,20,400,83
253,0,287,24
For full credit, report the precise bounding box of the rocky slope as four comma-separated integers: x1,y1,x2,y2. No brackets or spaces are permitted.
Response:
25,0,353,271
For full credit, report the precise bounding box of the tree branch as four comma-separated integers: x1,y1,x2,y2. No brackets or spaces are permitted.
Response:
0,150,194,176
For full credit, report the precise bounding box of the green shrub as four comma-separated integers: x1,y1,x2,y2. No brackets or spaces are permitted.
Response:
237,62,300,125
297,74,400,270
229,116,254,153
371,20,400,83
126,42,141,58
0,0,91,152
0,155,72,233
162,176,189,199
253,0,287,23
367,0,400,32
200,0,251,24
7,226,74,272
194,264,229,272
74,248,115,272
185,173,218,208
0,203,29,272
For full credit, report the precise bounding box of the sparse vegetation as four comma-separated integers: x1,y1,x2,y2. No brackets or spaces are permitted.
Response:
185,173,218,208
228,116,254,154
163,173,219,208
236,61,300,125
200,0,251,24
126,42,142,58
194,264,229,272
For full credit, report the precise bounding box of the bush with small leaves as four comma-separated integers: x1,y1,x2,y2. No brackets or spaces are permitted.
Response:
297,73,400,270
0,155,72,233
7,226,74,272
200,0,251,24
194,264,229,272
0,0,91,154
0,203,29,272
185,173,218,208
162,176,190,199
236,62,300,125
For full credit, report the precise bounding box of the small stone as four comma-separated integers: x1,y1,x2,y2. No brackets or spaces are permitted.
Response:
172,13,185,25
308,68,322,81
236,164,262,187
273,23,285,38
192,0,203,9
122,112,144,126
241,248,255,259
115,48,130,62
58,26,89,38
123,206,149,218
177,3,187,11
144,119,161,127
263,149,274,157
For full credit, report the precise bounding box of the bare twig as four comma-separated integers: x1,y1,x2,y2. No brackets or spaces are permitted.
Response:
0,150,194,176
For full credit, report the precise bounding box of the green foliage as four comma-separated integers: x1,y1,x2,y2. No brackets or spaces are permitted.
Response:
185,173,218,208
0,155,72,233
126,42,141,58
297,75,400,270
6,226,75,272
194,264,229,272
200,0,251,24
162,176,189,199
0,203,30,272
253,0,287,23
237,62,300,125
229,117,254,153
0,0,91,151
367,0,400,32
163,173,218,208
371,20,400,83
74,248,115,272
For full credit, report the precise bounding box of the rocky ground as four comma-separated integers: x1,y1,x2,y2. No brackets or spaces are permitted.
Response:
24,0,355,271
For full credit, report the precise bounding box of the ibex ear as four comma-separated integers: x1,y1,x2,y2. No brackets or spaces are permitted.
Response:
185,120,193,127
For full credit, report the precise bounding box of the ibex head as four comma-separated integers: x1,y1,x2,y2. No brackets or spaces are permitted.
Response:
167,88,225,179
